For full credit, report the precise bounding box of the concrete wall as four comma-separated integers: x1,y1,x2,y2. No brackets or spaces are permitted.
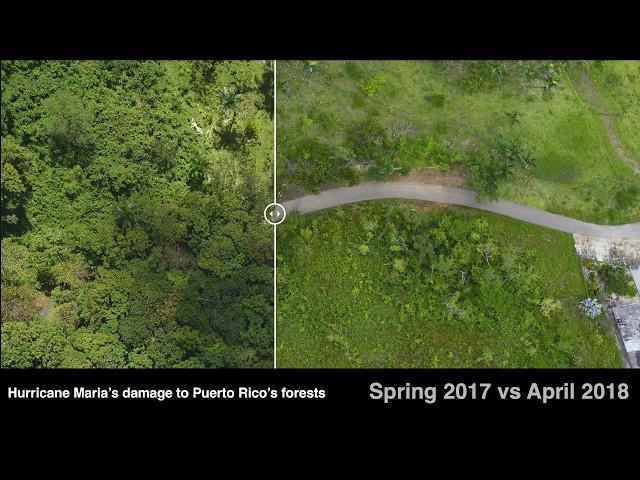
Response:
631,266,640,294
573,235,640,266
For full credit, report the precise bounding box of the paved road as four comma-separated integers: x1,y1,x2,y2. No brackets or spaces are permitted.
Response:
281,182,640,240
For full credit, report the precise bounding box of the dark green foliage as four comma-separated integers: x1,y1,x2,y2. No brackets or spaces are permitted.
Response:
1,136,32,233
466,151,505,198
283,114,460,191
613,183,640,210
466,137,536,198
425,93,445,108
284,137,359,192
493,138,536,170
594,263,636,297
149,137,177,173
506,110,522,125
115,200,141,233
1,60,273,369
43,91,94,163
345,62,366,81
524,61,562,98
281,101,460,192
459,61,508,92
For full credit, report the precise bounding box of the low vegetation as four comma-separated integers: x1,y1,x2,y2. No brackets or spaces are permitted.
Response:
277,202,622,368
277,60,640,224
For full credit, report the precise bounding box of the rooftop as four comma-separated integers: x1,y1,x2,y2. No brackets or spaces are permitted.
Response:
612,304,640,354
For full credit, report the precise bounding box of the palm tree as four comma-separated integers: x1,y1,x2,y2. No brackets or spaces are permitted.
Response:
217,86,242,110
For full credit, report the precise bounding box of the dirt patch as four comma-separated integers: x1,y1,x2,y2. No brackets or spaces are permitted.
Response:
35,294,54,320
278,181,349,202
409,200,450,213
392,166,467,187
34,293,50,312
278,166,468,202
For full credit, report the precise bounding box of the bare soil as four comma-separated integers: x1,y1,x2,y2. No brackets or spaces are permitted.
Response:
392,166,467,187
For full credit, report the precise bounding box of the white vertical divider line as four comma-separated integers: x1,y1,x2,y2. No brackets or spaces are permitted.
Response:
273,60,277,369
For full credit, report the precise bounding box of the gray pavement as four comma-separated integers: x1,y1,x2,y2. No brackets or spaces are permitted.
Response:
281,182,640,240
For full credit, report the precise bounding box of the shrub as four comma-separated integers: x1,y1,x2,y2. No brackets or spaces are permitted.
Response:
397,136,459,171
579,298,602,319
465,137,536,198
345,62,365,81
360,74,387,98
425,93,445,108
460,61,507,92
596,263,636,296
540,298,562,318
299,117,314,134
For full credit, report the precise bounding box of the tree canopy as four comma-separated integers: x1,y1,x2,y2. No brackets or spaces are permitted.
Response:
1,60,273,368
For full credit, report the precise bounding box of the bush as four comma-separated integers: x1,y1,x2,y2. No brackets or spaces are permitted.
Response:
299,117,314,134
460,61,507,92
425,93,445,108
43,91,93,161
596,263,636,296
345,62,366,81
360,74,387,98
465,137,536,198
397,136,459,171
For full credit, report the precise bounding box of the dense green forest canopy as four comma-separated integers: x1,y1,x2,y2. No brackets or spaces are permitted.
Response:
1,60,274,368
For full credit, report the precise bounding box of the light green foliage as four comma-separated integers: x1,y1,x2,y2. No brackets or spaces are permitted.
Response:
1,60,273,369
277,202,621,368
299,117,314,134
360,74,387,97
540,298,562,319
392,258,407,273
278,60,640,224
584,61,640,164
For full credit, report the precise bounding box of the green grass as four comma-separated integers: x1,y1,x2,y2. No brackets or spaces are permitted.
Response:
277,201,622,368
583,61,640,163
277,60,640,224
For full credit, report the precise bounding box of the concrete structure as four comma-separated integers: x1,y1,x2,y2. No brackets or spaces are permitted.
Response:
612,302,640,368
631,266,640,292
282,183,640,238
573,235,640,266
608,266,640,368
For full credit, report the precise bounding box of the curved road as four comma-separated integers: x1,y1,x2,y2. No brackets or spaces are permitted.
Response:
281,182,640,240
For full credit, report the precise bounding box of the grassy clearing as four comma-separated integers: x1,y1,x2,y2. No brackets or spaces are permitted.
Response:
277,60,640,224
580,61,640,163
277,201,622,368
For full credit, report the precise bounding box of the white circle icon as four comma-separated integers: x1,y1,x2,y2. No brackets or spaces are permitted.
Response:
264,203,286,225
